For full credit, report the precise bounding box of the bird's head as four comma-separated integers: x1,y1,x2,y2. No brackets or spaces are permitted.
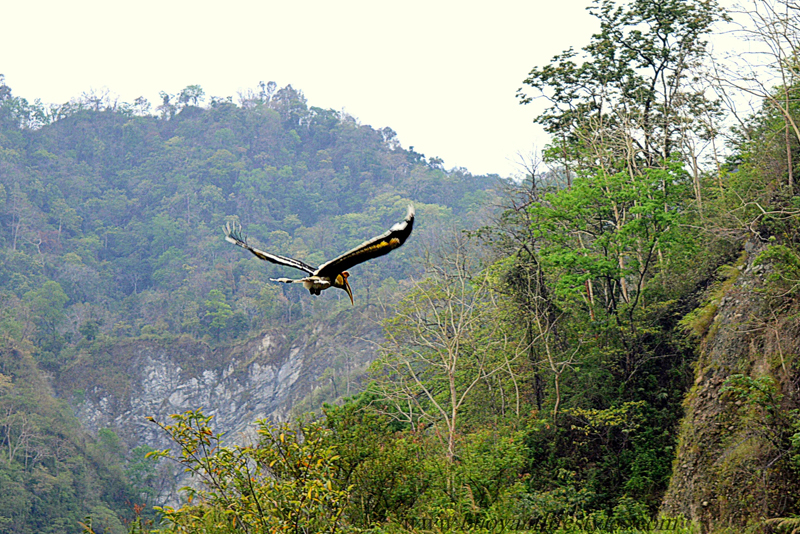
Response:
336,271,353,305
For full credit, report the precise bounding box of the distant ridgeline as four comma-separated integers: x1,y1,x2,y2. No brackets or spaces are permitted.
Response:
0,79,499,361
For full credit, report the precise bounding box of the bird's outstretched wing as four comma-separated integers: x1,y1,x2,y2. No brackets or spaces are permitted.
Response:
224,222,316,275
315,205,415,278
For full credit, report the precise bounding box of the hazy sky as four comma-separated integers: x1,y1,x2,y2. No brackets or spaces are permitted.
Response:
2,1,602,177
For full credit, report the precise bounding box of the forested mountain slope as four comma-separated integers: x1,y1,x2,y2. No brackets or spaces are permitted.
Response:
0,344,146,534
2,0,800,532
0,79,501,532
0,80,496,358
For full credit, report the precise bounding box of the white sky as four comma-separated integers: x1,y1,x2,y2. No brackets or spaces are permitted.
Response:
1,1,601,178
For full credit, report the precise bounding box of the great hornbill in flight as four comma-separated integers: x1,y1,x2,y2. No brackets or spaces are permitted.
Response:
224,205,415,305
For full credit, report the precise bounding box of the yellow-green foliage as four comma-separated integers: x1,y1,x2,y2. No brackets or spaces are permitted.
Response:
754,244,800,297
680,300,719,339
148,410,350,534
680,261,743,339
566,401,648,437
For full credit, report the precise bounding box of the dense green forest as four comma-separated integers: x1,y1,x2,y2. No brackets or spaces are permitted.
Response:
0,75,494,356
2,0,800,532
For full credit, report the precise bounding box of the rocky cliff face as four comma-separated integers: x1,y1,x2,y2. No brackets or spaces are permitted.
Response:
662,241,800,531
58,312,381,499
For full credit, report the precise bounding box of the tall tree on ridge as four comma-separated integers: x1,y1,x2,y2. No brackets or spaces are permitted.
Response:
518,0,726,178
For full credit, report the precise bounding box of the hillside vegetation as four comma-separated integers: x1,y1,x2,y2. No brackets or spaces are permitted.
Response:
0,78,495,357
1,0,800,533
0,74,499,533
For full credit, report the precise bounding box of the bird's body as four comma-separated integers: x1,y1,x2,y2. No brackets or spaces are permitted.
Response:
271,273,349,295
224,205,414,304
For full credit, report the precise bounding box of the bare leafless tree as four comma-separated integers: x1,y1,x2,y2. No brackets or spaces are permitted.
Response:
370,233,526,464
713,0,800,187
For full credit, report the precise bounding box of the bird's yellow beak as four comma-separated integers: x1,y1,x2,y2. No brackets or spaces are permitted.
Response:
343,276,354,305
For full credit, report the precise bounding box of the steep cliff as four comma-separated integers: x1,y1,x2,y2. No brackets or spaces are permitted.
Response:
57,309,382,499
662,241,800,531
